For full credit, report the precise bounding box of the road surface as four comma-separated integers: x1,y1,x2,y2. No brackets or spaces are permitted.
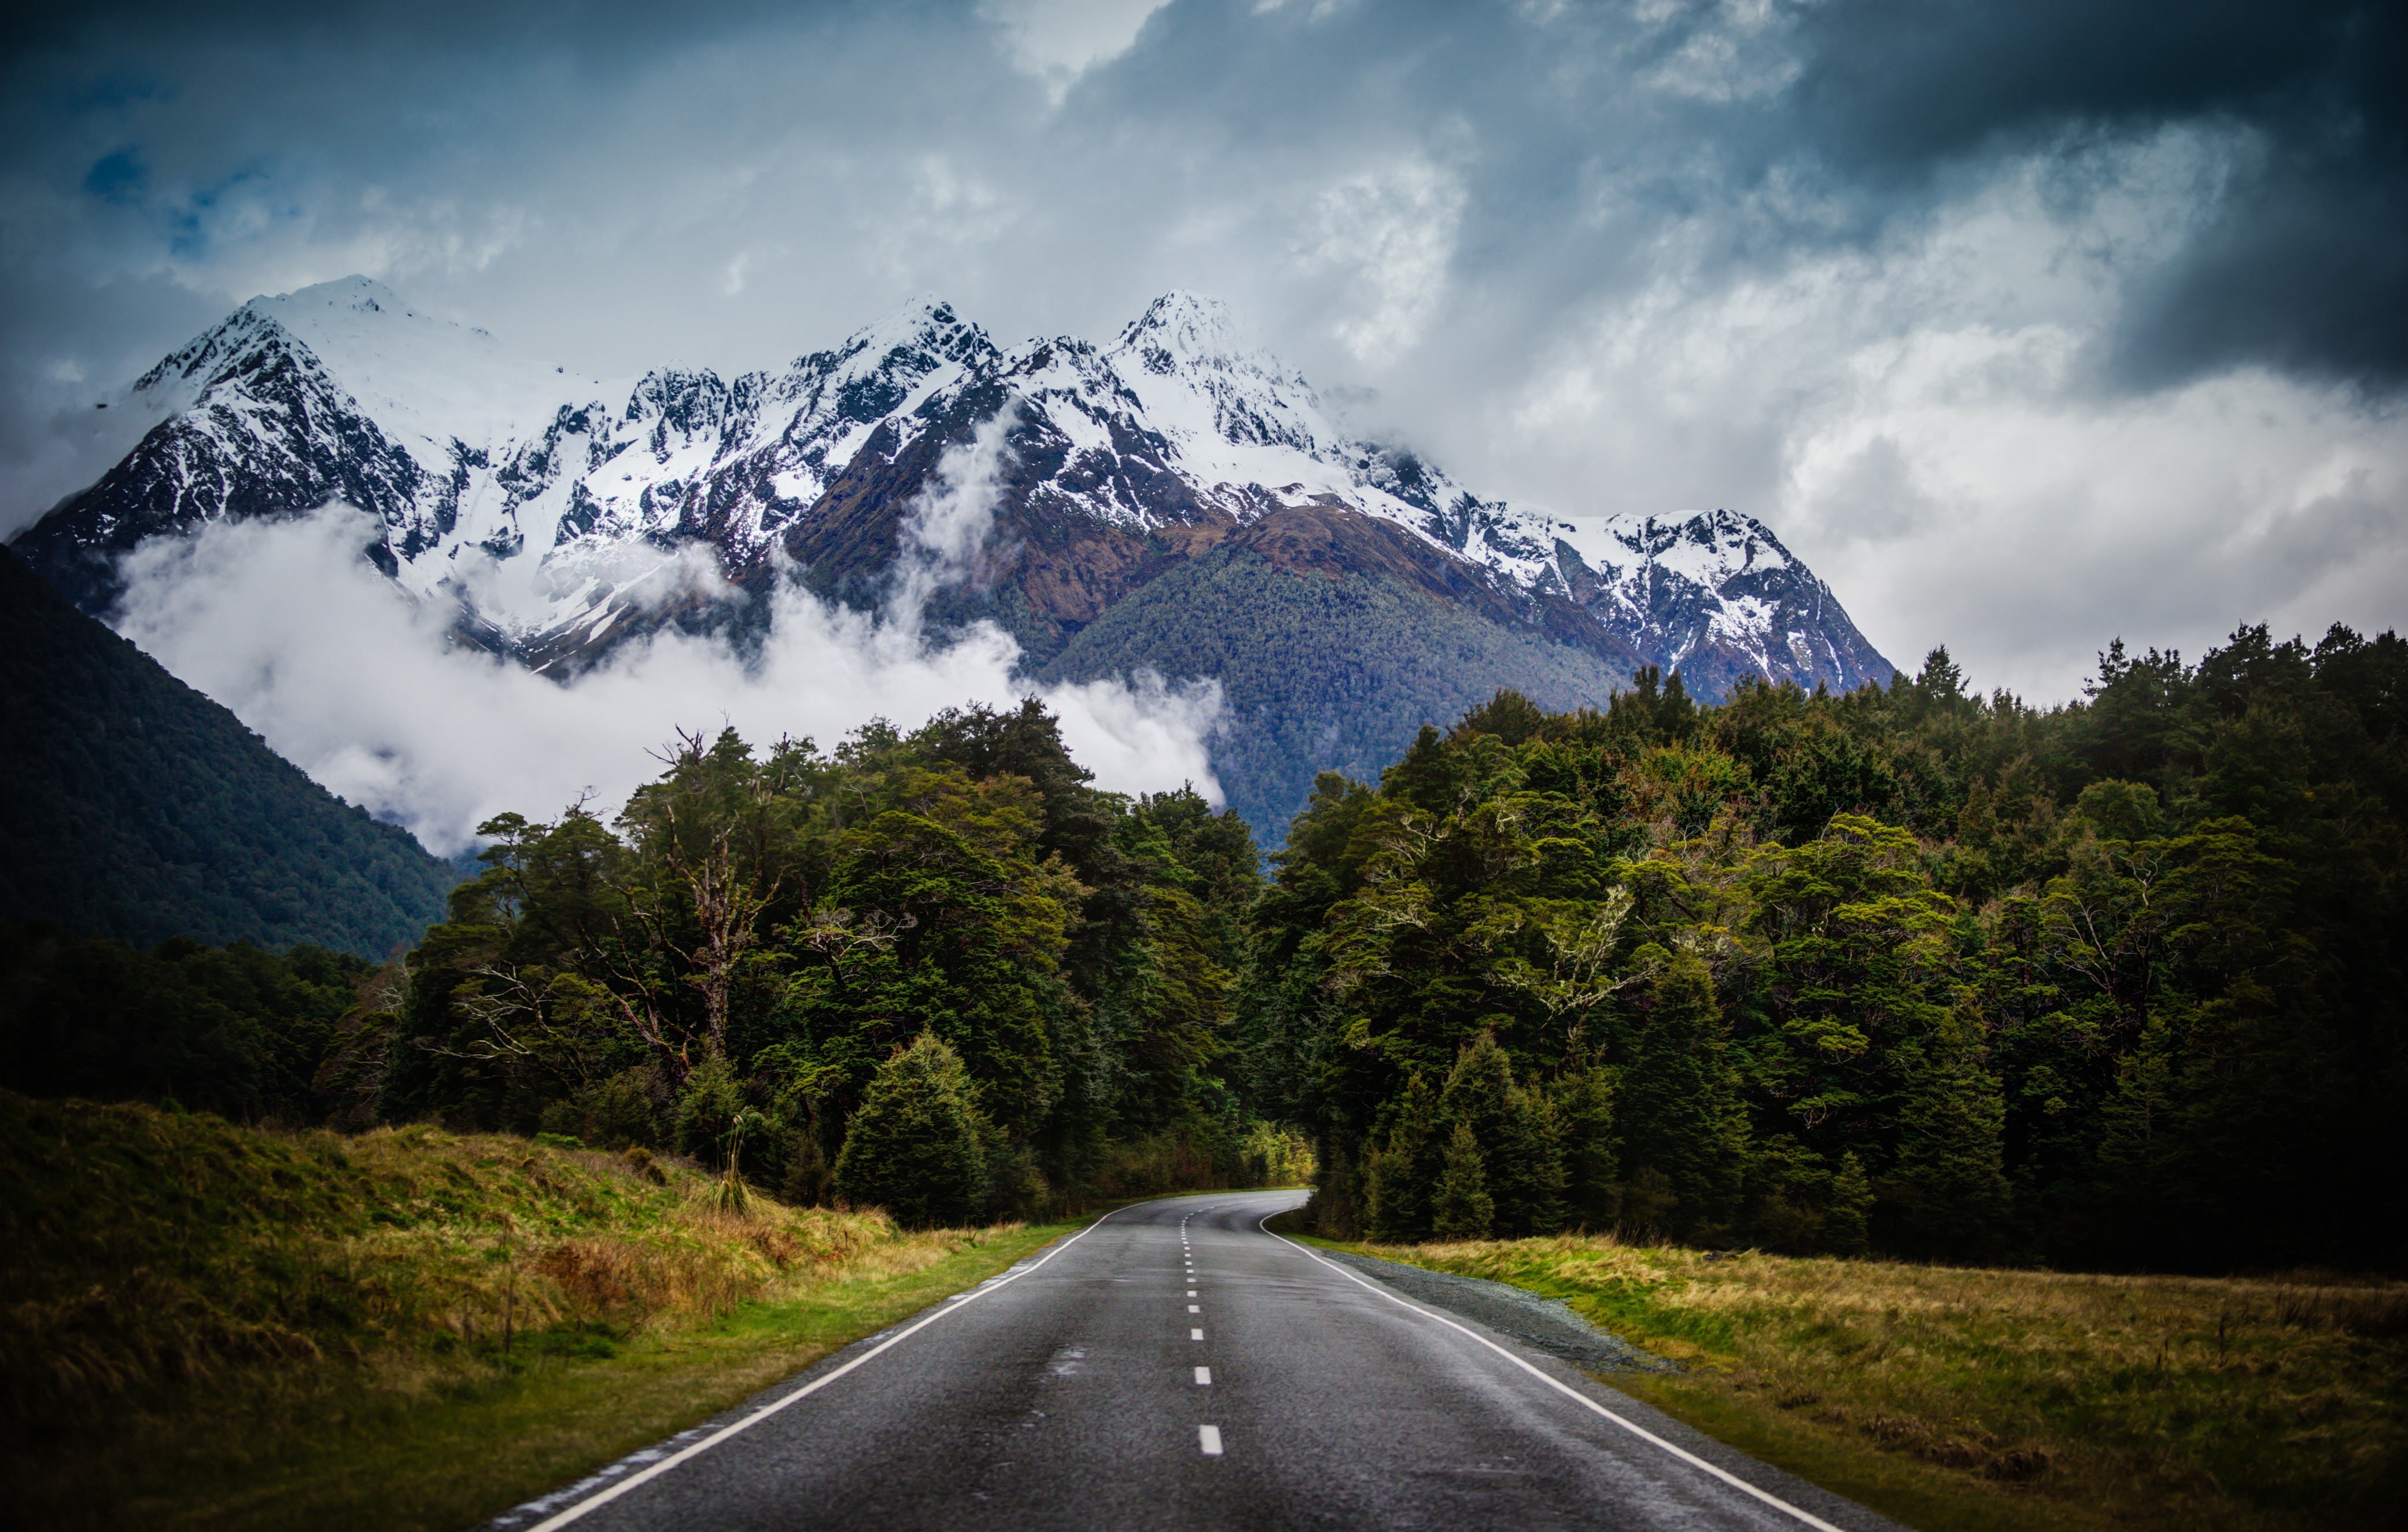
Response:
493,1191,1904,1531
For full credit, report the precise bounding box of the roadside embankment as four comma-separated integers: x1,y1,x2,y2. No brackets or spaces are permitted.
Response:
1,1089,1073,1530
1322,1233,2406,1532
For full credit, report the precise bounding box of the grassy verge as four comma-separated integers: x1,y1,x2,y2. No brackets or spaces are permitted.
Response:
1307,1233,2407,1532
1,1091,1085,1530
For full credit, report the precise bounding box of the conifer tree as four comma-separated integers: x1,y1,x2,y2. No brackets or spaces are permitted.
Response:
832,1034,987,1228
674,1054,747,1168
1438,1033,1564,1237
1364,1072,1441,1240
1553,1065,1620,1231
1886,1017,2014,1261
1615,951,1745,1242
1826,1151,1874,1257
1431,1121,1495,1240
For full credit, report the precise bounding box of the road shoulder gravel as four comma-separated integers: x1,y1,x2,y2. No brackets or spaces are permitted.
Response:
1320,1247,1680,1374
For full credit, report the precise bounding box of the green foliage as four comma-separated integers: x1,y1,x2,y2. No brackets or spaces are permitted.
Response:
364,704,1281,1213
1826,1151,1873,1257
1430,1121,1495,1239
0,548,459,958
1618,952,1745,1243
832,1035,987,1228
0,923,380,1120
1437,1033,1565,1238
1271,619,2407,1273
1883,1016,2014,1261
1552,1065,1620,1231
1362,1073,1441,1240
673,1055,747,1168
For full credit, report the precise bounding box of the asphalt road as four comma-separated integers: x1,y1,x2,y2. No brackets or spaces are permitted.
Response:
493,1191,1906,1532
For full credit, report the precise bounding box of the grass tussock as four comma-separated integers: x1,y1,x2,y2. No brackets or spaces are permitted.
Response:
1,1090,1056,1530
1346,1235,2407,1532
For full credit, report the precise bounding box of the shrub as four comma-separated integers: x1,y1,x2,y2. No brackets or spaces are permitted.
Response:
833,1036,987,1228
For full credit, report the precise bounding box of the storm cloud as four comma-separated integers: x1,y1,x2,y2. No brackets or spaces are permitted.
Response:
4,0,2403,704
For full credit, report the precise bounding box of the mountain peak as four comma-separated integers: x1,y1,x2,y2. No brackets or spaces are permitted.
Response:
234,275,438,337
1112,292,1285,377
843,293,992,366
272,273,407,312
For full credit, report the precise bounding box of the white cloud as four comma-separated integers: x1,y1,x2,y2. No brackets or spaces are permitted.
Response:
1294,159,1466,364
111,500,1225,856
978,0,1171,104
1477,125,2408,699
1790,344,2408,699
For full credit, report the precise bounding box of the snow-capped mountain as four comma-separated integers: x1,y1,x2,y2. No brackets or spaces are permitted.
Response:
12,277,1893,837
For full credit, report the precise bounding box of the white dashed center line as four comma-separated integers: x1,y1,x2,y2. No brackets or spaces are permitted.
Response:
1186,1289,1197,1297
1190,1328,1204,1340
1194,1367,1212,1386
1198,1425,1223,1456
1188,1304,1200,1314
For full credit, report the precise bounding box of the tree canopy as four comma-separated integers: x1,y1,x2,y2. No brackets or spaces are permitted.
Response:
1249,624,2406,1272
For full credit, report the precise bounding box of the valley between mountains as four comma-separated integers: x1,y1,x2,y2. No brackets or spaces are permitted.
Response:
10,277,1891,841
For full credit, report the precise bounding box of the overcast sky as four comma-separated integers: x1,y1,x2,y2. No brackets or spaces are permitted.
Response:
5,0,2403,702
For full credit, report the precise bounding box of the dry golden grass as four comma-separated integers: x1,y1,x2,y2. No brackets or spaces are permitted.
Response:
1349,1235,2407,1532
1,1092,1064,1529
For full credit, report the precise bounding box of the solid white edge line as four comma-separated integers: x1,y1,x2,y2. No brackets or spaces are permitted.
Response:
518,1202,1143,1532
1256,1211,1848,1532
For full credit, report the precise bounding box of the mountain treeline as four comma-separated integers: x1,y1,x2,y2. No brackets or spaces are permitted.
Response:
0,548,460,958
1247,624,2405,1273
347,701,1305,1221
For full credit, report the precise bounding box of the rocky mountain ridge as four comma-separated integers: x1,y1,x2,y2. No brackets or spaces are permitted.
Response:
12,277,1895,838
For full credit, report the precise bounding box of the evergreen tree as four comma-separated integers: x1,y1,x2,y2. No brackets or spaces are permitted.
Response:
832,1035,988,1228
1437,1033,1564,1237
1827,1151,1874,1257
1615,951,1745,1243
1430,1121,1495,1240
1885,1017,2014,1261
1363,1073,1440,1240
1552,1065,1620,1231
1256,621,2408,1273
674,1054,748,1169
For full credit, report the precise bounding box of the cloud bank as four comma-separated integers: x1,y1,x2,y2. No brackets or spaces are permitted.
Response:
112,430,1226,855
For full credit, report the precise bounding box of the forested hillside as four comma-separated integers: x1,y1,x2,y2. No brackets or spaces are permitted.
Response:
0,927,381,1122
1035,543,1630,842
1248,627,2406,1275
0,548,459,958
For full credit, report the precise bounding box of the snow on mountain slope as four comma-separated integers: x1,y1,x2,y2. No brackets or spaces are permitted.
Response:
12,278,1893,698
248,277,595,466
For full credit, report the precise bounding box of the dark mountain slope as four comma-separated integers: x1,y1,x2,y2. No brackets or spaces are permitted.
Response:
0,549,459,957
1037,537,1633,839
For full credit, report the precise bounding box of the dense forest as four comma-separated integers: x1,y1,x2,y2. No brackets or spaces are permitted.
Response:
1249,623,2405,1273
0,548,459,958
0,923,380,1121
365,701,1301,1218
7,614,2399,1270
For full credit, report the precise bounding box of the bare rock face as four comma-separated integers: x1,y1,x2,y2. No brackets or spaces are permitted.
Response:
11,278,1894,840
